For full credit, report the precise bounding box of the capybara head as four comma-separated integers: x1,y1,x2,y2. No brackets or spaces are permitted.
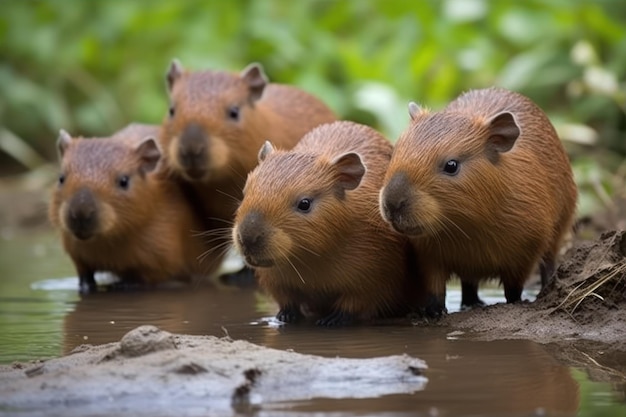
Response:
380,102,521,237
232,141,366,268
162,60,269,182
50,130,161,241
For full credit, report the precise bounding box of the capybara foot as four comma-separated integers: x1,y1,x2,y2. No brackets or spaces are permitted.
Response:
423,295,447,319
78,275,97,294
276,305,303,324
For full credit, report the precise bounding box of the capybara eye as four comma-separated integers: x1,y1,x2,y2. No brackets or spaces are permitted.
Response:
58,174,66,186
169,105,175,118
227,105,240,121
443,159,460,175
117,175,130,190
296,198,312,213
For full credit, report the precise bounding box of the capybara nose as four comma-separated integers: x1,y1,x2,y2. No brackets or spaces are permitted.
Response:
67,188,98,240
179,123,208,176
237,211,267,254
381,172,411,221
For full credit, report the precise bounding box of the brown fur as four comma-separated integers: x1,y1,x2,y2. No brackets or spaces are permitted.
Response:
232,121,417,326
49,124,221,293
380,88,577,315
160,61,337,224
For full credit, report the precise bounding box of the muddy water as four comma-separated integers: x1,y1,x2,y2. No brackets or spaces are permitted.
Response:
1,230,624,416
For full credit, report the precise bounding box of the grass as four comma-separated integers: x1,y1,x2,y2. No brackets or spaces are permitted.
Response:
556,260,626,315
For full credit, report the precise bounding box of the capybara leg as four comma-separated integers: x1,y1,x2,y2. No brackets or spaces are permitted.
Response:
423,293,447,318
419,266,448,318
77,266,97,294
276,304,303,324
460,280,485,309
316,310,353,327
502,273,525,303
539,255,555,288
503,285,523,303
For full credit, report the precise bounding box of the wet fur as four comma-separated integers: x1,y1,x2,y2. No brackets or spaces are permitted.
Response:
49,124,221,289
160,64,337,224
382,88,577,311
233,121,416,324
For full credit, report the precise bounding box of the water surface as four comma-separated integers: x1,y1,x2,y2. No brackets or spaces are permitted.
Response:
0,229,624,416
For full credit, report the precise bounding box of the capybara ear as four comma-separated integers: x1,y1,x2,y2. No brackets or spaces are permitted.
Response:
258,140,275,163
166,59,184,91
331,152,366,191
135,137,162,175
57,129,73,159
486,111,520,154
408,102,428,121
241,63,268,103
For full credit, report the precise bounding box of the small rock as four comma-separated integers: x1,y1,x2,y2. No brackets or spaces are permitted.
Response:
119,325,176,357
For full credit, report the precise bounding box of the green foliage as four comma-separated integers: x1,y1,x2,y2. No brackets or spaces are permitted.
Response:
1,0,625,212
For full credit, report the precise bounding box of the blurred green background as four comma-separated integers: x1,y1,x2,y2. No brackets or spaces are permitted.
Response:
1,0,625,217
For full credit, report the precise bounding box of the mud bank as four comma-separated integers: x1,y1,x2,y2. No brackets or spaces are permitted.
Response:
0,325,426,416
2,176,625,414
440,230,626,383
440,230,625,344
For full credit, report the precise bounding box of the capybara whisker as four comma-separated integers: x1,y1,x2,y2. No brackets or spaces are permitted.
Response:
380,88,577,315
159,61,336,282
232,121,419,326
49,124,223,292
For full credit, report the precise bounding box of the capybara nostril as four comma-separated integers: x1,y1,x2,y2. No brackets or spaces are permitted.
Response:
158,61,337,275
385,87,577,314
381,172,411,220
178,123,208,176
233,121,418,326
49,124,222,293
67,188,99,240
237,211,267,254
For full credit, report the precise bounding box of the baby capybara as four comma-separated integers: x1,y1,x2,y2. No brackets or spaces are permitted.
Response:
49,124,221,293
380,88,577,316
233,121,417,326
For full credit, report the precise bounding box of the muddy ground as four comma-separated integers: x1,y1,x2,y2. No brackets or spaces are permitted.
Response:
441,229,626,384
0,178,625,413
0,325,427,416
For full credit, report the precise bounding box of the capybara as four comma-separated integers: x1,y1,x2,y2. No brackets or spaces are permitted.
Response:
380,87,577,316
49,124,222,293
160,60,337,224
233,121,417,326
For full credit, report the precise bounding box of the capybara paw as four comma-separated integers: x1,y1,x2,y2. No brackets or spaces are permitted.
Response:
78,276,97,294
460,281,484,309
423,297,447,319
460,298,486,311
504,286,523,303
276,306,303,323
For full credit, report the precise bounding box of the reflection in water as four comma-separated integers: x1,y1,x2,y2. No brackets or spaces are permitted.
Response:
62,284,262,351
2,227,621,415
61,280,535,352
62,284,581,416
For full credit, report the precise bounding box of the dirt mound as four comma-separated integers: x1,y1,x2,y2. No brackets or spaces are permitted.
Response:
440,230,626,384
537,229,626,317
444,230,626,343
